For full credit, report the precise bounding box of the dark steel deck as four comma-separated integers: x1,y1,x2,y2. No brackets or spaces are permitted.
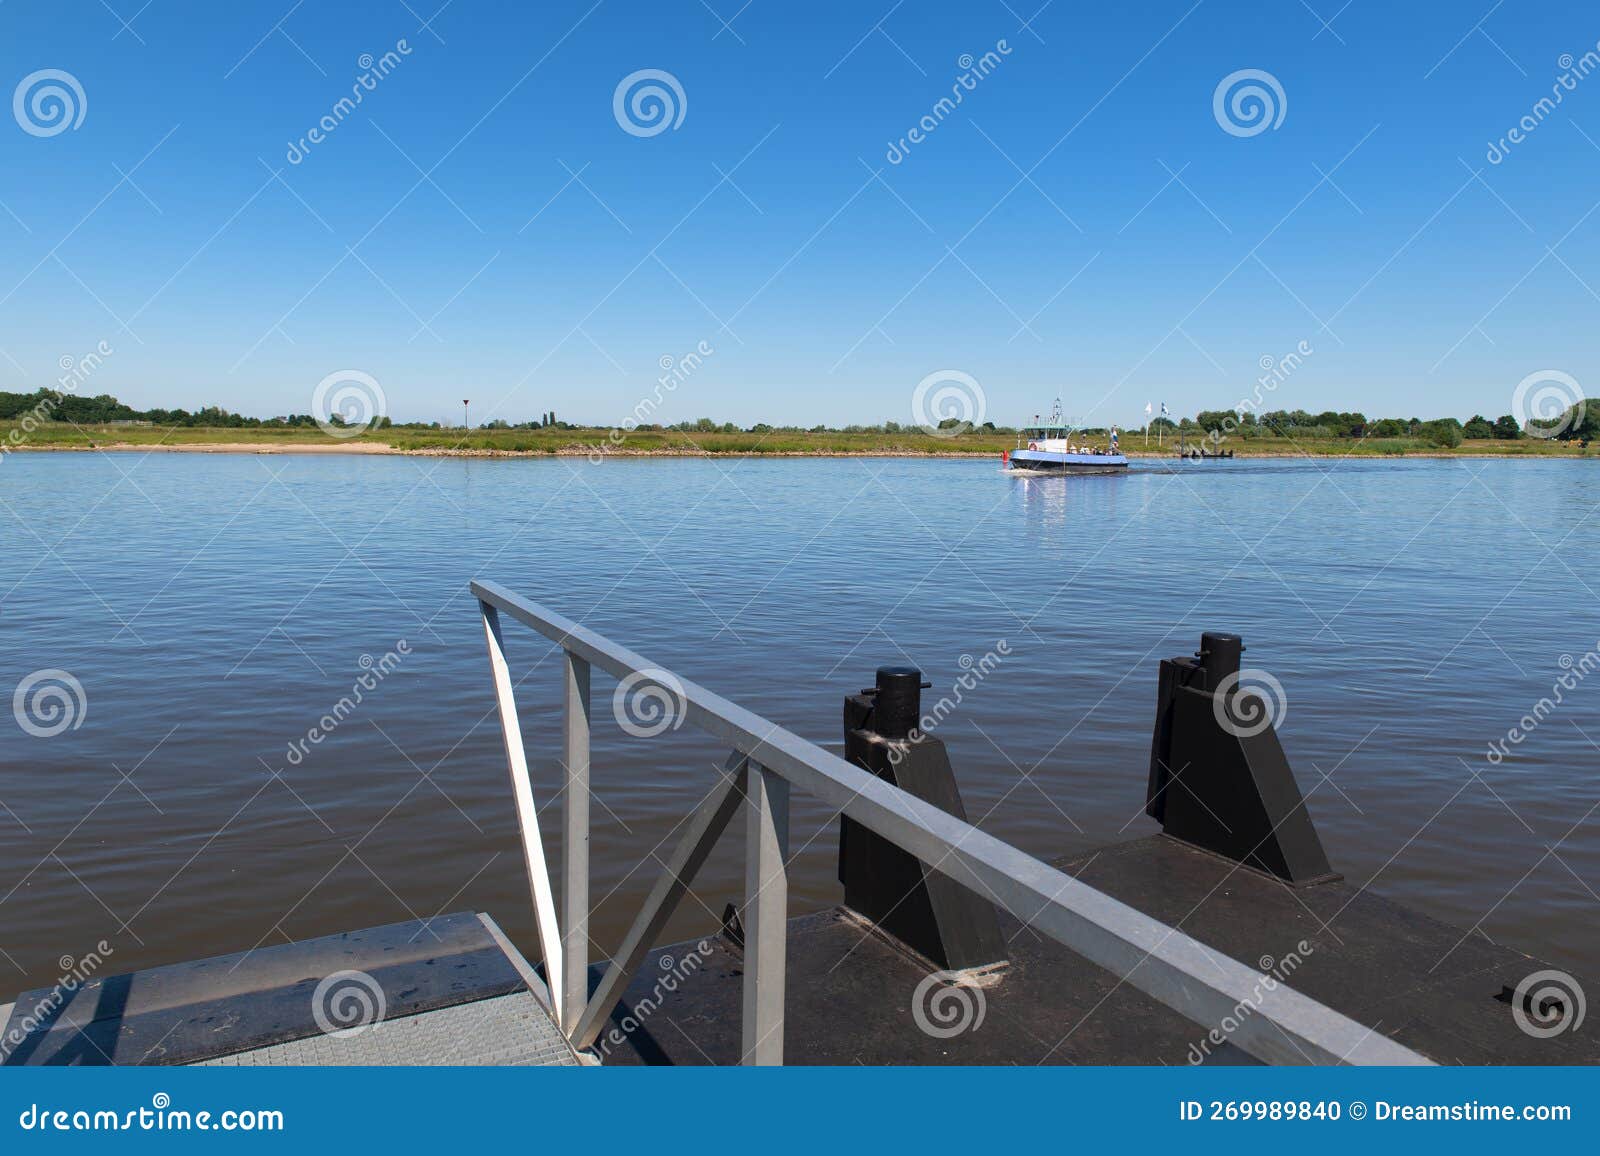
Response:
594,835,1594,1066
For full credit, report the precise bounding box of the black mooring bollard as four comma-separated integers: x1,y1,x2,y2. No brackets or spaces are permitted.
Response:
837,667,1007,971
869,666,923,738
1196,631,1243,693
1146,633,1337,886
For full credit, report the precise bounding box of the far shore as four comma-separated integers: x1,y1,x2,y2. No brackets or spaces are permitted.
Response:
5,420,1595,460
6,440,1593,462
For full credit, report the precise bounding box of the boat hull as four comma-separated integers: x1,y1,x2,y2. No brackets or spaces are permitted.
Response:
1008,449,1129,473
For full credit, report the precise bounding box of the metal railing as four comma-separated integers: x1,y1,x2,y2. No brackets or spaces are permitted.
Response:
472,578,1430,1067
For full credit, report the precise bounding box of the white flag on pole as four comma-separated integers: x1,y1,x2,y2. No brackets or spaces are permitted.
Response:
1144,402,1152,416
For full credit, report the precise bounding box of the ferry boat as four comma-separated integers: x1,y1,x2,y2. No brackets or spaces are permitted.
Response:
1004,401,1129,474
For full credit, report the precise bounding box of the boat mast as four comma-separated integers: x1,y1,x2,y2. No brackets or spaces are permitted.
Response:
1051,396,1078,447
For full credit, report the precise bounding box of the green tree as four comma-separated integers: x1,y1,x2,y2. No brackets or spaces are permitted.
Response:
1463,415,1493,440
1492,414,1521,439
1552,401,1597,441
1419,419,1463,448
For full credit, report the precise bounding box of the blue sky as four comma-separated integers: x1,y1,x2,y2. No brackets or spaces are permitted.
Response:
2,0,1598,428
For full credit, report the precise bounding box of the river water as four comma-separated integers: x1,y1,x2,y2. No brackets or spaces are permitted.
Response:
1,452,1595,995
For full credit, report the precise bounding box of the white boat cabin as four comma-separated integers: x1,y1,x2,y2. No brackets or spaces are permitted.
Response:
1022,425,1083,453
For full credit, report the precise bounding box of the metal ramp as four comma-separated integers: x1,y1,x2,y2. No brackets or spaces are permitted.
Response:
202,992,575,1067
470,579,1430,1066
2,912,577,1067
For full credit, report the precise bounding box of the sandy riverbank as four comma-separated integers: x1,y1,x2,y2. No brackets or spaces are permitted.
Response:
83,440,404,454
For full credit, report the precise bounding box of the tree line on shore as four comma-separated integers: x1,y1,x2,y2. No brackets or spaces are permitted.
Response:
1180,406,1596,447
1,388,1590,444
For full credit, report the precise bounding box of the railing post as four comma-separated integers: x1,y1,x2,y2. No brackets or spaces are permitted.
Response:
741,761,789,1065
479,600,564,1024
562,650,591,1033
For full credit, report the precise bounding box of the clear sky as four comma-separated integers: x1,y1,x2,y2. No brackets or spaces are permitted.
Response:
2,1,1598,429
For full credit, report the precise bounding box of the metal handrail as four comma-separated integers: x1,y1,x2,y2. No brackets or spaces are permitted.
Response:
472,578,1430,1067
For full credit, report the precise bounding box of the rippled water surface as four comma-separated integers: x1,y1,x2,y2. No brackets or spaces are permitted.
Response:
1,452,1596,994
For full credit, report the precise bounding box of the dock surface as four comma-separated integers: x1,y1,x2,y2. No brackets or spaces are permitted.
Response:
595,835,1593,1065
7,838,1588,1066
2,912,575,1067
200,992,574,1066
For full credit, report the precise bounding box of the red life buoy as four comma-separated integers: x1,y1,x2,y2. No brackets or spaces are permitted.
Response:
1027,440,1039,451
